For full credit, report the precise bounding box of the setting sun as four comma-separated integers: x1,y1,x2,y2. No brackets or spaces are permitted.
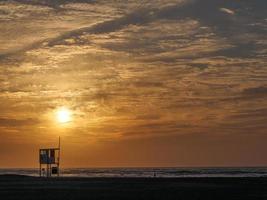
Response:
56,107,72,123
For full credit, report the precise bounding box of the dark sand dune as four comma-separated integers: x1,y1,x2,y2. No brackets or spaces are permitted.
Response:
1,175,267,200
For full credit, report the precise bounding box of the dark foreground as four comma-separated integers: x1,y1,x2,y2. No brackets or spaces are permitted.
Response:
1,175,267,200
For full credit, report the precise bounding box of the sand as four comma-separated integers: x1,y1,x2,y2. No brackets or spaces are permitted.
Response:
1,175,267,199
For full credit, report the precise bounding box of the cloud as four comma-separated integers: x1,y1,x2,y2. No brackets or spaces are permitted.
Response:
0,118,39,127
242,87,267,98
0,0,265,63
0,0,267,141
220,8,235,15
0,0,97,9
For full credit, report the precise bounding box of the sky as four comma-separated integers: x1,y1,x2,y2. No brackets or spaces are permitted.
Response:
0,0,267,168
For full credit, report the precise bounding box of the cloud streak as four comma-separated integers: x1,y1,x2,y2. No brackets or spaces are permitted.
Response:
0,0,266,141
2,0,266,61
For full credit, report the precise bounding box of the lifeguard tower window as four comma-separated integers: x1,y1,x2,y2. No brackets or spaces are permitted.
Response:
39,149,58,164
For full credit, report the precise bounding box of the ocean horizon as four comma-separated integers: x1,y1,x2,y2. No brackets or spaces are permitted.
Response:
1,167,267,178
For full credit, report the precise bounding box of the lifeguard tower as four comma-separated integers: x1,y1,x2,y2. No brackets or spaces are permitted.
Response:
39,137,61,177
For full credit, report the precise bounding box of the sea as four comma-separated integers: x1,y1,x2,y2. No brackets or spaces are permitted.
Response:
1,167,267,178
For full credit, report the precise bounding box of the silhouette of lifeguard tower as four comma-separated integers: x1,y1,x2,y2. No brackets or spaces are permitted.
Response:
39,137,61,177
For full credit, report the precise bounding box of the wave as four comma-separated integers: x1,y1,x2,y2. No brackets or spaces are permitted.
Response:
1,167,267,178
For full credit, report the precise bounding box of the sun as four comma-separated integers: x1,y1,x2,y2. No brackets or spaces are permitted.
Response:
56,107,72,123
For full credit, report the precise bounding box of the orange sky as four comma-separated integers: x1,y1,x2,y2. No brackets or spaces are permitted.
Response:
0,0,267,168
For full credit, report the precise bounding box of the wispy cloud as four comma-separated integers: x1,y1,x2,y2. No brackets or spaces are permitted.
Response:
0,0,266,141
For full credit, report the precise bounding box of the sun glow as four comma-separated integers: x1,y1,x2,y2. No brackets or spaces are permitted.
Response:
56,107,72,123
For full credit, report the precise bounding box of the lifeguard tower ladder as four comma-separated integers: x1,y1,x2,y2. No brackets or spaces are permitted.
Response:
39,137,61,177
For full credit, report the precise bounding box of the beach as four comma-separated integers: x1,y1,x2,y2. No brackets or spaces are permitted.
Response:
1,175,267,200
